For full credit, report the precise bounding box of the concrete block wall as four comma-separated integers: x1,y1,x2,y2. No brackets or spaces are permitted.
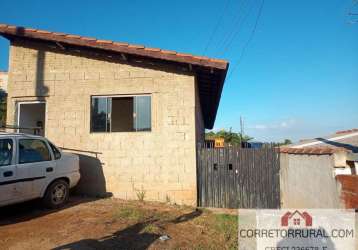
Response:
6,40,202,205
280,153,342,208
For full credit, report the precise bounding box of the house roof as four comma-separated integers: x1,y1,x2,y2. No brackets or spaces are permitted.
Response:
0,24,229,129
279,146,347,155
280,128,358,155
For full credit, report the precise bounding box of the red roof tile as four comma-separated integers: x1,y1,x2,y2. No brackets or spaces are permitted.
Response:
66,34,81,39
335,129,358,135
0,24,229,129
279,146,347,155
0,24,228,70
127,44,145,49
52,32,66,36
80,37,97,41
96,39,113,44
144,47,161,52
113,42,129,46
37,29,52,34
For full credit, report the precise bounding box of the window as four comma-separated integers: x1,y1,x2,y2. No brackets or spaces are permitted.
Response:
91,97,110,132
0,139,13,167
19,139,51,164
49,141,61,160
91,95,151,132
293,218,300,225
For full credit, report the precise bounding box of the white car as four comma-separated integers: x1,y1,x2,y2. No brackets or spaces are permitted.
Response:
0,133,80,208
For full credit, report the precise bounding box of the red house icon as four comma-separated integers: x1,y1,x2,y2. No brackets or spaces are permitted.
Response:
281,210,312,227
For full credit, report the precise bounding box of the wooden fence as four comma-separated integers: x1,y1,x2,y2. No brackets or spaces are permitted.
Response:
197,145,280,209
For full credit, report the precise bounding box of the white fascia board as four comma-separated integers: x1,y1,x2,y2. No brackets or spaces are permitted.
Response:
292,132,358,148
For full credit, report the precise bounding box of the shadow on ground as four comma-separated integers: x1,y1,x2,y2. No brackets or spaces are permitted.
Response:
0,152,111,226
53,210,203,250
0,195,108,227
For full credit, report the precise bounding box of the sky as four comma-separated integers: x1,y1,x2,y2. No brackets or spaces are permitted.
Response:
0,0,357,142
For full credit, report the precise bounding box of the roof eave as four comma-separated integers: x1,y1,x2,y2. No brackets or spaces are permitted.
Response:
0,24,230,129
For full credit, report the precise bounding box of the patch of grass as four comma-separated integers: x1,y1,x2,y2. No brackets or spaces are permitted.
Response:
135,189,146,202
114,207,145,221
192,210,212,227
165,194,171,203
153,211,175,222
142,223,161,234
214,214,238,237
214,214,238,249
113,205,176,225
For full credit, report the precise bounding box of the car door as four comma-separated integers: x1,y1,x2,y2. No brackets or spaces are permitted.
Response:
15,138,55,199
0,138,18,206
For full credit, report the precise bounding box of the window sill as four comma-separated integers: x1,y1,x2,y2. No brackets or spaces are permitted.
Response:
89,130,152,134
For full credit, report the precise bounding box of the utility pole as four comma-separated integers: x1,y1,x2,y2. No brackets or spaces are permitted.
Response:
240,116,244,142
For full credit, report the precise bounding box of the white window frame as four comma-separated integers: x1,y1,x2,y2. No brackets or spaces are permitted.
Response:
16,101,46,133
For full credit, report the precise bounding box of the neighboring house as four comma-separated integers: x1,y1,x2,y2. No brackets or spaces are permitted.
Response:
280,129,358,209
290,129,358,174
204,137,225,148
292,128,358,151
0,24,229,205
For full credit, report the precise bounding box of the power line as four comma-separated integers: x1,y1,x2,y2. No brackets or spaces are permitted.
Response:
218,0,256,57
347,0,358,23
213,0,250,56
227,0,265,80
202,0,231,55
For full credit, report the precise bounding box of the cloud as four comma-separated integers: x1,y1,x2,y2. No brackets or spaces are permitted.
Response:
249,118,296,130
251,124,268,130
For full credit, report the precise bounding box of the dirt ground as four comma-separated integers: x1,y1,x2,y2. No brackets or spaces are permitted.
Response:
0,197,238,250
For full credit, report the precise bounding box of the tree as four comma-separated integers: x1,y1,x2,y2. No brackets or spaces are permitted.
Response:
205,128,253,146
278,139,292,146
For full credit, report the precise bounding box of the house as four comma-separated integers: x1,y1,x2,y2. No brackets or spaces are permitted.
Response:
292,128,358,151
204,137,225,148
280,129,358,209
281,210,312,227
290,129,358,174
0,24,229,205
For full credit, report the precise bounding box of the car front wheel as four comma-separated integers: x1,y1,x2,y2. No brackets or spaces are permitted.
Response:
43,179,69,209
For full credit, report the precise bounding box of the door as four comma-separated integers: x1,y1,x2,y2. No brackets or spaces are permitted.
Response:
15,138,54,199
197,146,281,208
18,102,46,136
0,138,17,206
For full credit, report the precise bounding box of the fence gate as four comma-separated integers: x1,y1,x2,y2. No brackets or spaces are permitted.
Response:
197,146,280,209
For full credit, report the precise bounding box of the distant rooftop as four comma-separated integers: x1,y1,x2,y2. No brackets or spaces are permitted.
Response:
281,128,358,155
